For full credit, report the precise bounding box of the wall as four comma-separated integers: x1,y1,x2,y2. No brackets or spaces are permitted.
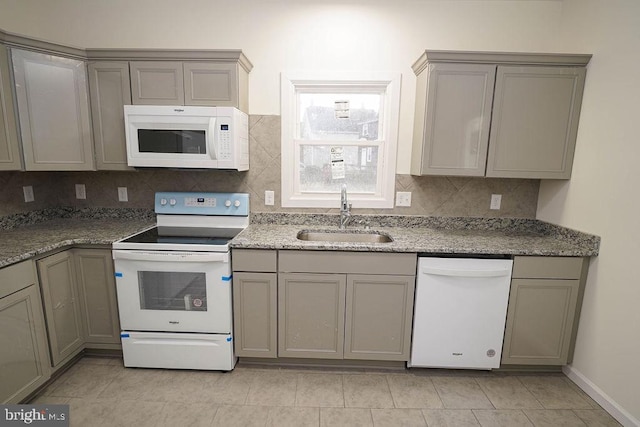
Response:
0,115,539,217
537,0,640,423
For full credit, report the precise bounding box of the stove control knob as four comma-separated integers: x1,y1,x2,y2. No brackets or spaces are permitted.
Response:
169,199,177,206
160,198,167,206
234,200,241,207
225,200,232,207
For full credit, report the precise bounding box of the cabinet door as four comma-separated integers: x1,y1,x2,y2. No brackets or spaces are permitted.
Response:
0,285,51,404
411,63,495,176
37,251,84,367
73,249,121,346
344,275,415,361
130,61,184,105
502,279,580,365
486,66,585,179
12,49,94,171
233,272,277,358
0,44,21,170
184,62,238,107
278,273,346,359
88,61,133,170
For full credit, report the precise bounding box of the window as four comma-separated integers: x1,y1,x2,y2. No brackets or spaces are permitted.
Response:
281,72,401,208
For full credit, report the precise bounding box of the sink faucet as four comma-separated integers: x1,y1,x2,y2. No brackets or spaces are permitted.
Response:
339,184,352,229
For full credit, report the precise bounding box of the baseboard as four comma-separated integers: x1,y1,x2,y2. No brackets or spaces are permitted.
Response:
563,365,640,427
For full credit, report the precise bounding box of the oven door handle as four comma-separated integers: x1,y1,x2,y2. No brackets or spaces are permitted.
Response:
112,250,228,263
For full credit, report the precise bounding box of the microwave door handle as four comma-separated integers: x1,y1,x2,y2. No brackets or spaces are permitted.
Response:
208,117,217,160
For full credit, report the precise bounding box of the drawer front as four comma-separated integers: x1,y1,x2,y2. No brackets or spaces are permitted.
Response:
0,261,37,298
278,251,417,275
232,249,277,272
512,256,584,280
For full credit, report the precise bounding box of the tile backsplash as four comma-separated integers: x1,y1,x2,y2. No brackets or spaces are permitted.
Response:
0,115,538,218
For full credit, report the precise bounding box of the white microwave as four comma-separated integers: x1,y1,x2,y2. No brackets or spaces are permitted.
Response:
124,105,249,170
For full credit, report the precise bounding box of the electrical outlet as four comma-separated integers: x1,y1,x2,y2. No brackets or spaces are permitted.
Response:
396,191,412,207
490,194,502,210
75,184,86,200
23,186,34,203
118,187,128,202
265,190,275,206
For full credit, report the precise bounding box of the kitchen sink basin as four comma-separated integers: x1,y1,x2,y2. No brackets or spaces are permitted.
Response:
296,230,393,243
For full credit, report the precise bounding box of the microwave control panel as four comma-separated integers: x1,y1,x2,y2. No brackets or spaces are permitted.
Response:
218,123,232,161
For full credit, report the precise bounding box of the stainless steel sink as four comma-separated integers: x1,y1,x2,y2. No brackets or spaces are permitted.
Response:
296,230,393,243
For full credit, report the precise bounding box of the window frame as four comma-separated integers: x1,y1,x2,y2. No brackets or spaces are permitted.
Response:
281,71,401,209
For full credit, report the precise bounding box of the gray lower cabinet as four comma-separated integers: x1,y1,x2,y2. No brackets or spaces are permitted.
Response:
345,274,415,361
233,272,277,357
232,249,278,358
277,251,417,362
11,48,94,171
37,251,85,369
88,61,133,170
278,273,347,359
0,261,51,404
0,44,21,170
502,256,586,365
73,249,121,347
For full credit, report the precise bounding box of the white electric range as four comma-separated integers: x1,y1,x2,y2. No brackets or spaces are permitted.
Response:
112,192,249,371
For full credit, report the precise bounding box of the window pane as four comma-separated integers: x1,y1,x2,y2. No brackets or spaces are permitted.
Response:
298,93,380,141
300,145,378,193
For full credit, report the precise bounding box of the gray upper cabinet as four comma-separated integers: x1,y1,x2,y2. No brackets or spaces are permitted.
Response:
486,66,585,179
88,61,133,170
11,48,94,171
411,63,495,176
0,261,51,404
0,44,21,170
184,62,238,107
411,50,591,179
130,61,185,105
37,251,85,369
130,60,249,110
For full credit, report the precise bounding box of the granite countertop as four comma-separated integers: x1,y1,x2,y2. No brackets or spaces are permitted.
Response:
0,209,600,269
0,210,155,268
230,213,600,257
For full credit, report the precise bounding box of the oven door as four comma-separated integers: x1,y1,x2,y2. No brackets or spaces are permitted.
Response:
112,250,231,333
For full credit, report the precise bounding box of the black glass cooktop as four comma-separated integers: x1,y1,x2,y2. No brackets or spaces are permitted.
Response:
122,227,232,246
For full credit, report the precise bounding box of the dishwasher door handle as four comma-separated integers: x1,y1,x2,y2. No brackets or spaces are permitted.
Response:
421,266,512,278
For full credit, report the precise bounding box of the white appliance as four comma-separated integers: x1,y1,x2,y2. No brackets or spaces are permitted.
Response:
410,257,513,370
112,192,249,371
124,105,249,170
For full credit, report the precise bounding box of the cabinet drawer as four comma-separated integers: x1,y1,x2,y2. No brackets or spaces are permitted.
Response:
232,249,277,272
512,256,583,280
278,251,417,275
0,261,36,298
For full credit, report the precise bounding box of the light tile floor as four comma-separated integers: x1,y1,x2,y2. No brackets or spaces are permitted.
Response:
31,357,622,427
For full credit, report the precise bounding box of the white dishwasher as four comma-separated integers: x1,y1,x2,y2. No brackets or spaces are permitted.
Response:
410,256,513,370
